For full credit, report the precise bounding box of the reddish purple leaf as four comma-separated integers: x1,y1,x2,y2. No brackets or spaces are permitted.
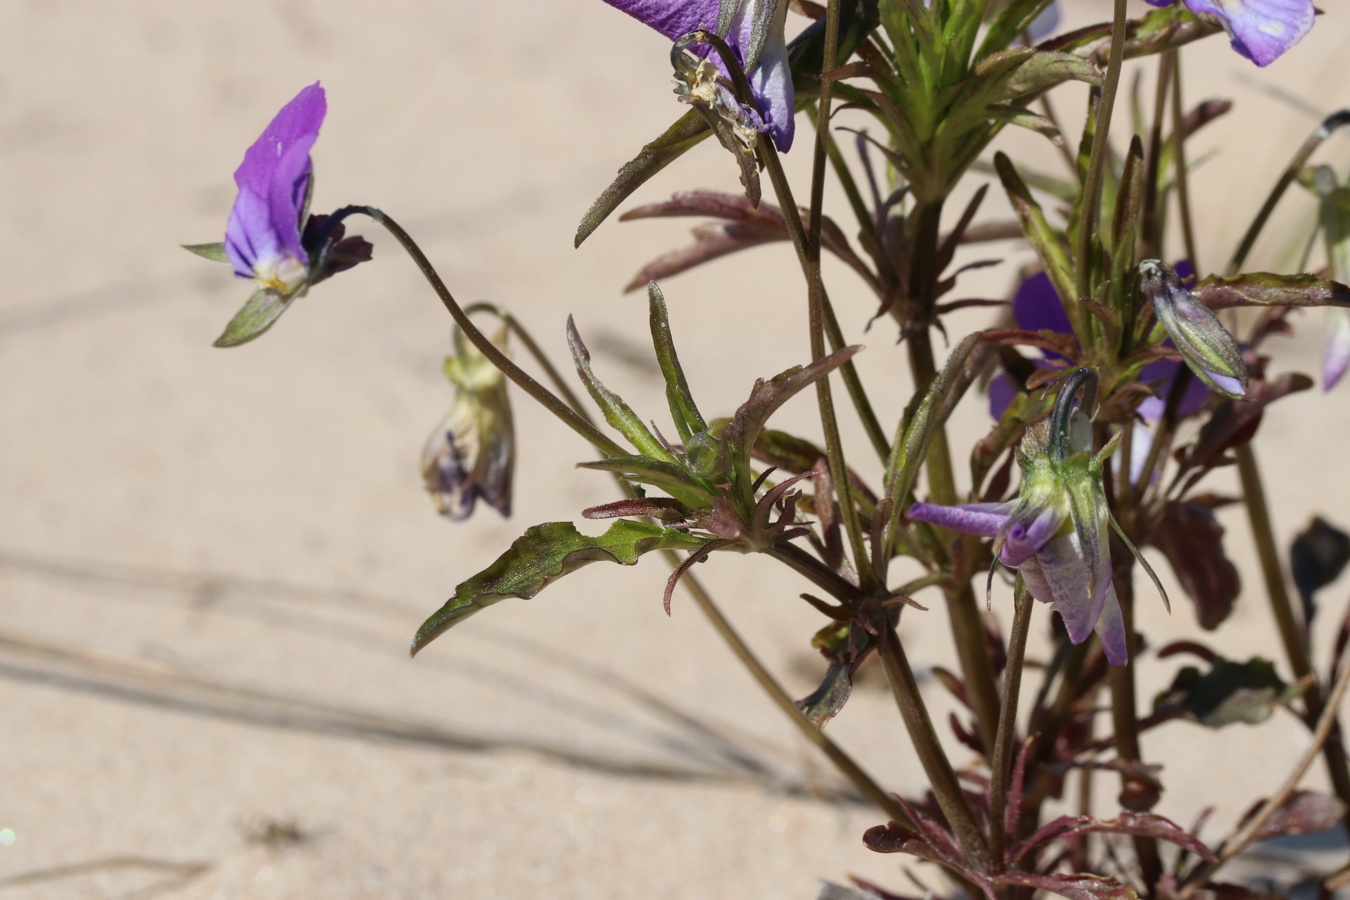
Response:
1151,501,1240,630
1239,790,1347,842
998,871,1135,900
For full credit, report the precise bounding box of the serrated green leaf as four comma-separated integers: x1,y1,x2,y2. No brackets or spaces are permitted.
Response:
183,242,231,263
213,288,296,348
411,520,709,654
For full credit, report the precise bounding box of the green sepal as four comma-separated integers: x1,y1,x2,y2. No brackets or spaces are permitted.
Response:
410,520,709,654
213,288,296,348
183,242,231,263
647,283,707,443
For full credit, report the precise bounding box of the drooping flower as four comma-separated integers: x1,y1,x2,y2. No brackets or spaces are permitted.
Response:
989,265,1209,420
422,326,515,521
602,0,795,151
1139,260,1248,399
194,82,371,347
912,369,1150,666
226,82,327,295
1144,0,1314,67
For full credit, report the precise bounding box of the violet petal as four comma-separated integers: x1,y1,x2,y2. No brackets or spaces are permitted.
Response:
908,501,1012,538
1184,0,1314,67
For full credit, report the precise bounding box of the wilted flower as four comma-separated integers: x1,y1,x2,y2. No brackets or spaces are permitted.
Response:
1144,0,1314,67
200,82,371,347
911,369,1151,666
989,265,1209,420
1139,260,1248,399
422,327,515,521
602,0,794,151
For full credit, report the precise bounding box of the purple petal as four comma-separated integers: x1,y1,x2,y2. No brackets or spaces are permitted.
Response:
1324,309,1350,390
1205,370,1246,397
1137,358,1210,420
1000,506,1065,567
602,0,720,41
746,22,794,151
908,501,1012,538
1020,532,1110,646
1025,2,1060,42
1094,585,1129,666
1013,271,1073,339
226,82,326,278
988,372,1017,420
1184,0,1314,66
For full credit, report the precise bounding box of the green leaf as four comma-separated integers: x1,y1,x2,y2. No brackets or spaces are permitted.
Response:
995,151,1076,307
647,283,707,443
213,288,296,348
577,456,713,508
566,316,677,465
411,520,708,654
183,242,231,263
575,110,712,248
1155,656,1301,728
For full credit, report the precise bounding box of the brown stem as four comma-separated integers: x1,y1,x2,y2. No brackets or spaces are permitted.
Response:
990,579,1034,876
1106,570,1164,893
879,620,990,868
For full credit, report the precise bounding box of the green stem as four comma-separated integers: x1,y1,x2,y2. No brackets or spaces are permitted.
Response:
879,619,990,868
990,578,1034,877
802,0,874,593
461,302,591,419
672,562,912,827
1074,0,1129,307
342,206,626,459
1236,443,1350,835
904,288,1003,749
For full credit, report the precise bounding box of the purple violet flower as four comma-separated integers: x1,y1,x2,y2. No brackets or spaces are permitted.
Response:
990,264,1209,420
1139,260,1248,399
602,0,795,151
195,82,371,347
1144,0,1314,67
912,369,1152,665
226,82,326,296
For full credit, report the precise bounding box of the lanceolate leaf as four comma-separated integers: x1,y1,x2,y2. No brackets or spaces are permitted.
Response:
411,520,709,654
567,316,677,465
575,110,712,248
647,283,707,443
1153,656,1300,728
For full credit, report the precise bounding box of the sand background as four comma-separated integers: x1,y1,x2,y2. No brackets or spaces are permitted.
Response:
3,1,1350,897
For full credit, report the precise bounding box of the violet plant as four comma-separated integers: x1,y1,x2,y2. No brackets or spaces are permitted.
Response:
189,1,1350,896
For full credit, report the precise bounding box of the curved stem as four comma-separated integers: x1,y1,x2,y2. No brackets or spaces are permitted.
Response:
462,302,592,423
335,205,627,459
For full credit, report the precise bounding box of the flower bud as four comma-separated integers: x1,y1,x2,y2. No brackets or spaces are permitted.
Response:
422,327,514,521
1139,260,1248,399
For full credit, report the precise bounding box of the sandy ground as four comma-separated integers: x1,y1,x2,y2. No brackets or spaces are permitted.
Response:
4,1,1350,897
